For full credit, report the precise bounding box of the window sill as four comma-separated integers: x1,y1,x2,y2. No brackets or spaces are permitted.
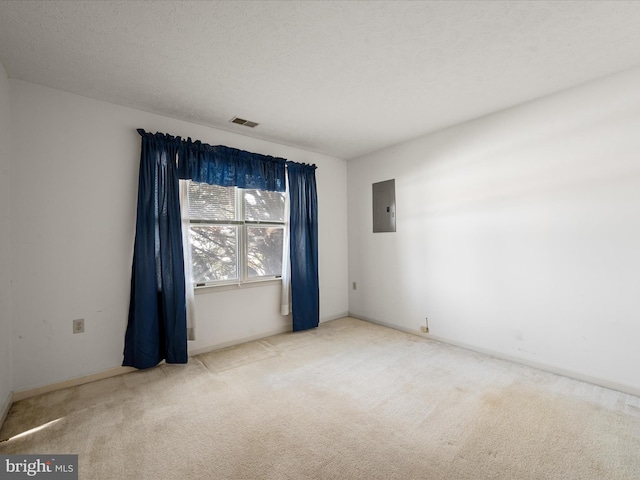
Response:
194,278,282,294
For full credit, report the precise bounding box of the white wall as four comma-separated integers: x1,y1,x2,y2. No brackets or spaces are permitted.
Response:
0,62,13,416
348,66,640,393
9,80,348,392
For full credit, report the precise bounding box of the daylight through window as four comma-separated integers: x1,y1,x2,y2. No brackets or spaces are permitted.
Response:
187,182,286,285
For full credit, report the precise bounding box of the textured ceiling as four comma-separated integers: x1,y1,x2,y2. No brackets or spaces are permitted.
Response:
2,1,640,160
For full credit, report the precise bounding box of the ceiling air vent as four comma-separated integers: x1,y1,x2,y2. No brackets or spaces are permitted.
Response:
229,117,259,128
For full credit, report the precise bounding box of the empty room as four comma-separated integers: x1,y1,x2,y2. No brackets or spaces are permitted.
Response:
1,1,640,479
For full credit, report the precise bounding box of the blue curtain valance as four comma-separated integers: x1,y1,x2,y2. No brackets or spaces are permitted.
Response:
136,129,286,192
180,139,286,192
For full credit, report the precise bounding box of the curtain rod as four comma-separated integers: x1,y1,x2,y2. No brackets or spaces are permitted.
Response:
136,128,316,169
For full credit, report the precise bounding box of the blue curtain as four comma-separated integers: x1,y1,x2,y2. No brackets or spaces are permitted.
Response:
178,139,286,192
123,130,188,369
287,162,320,331
125,129,317,368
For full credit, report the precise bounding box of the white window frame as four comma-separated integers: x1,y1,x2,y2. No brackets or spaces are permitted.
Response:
188,184,286,288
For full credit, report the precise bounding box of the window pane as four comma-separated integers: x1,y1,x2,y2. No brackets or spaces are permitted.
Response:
244,189,285,222
247,226,284,278
189,183,236,221
190,225,238,283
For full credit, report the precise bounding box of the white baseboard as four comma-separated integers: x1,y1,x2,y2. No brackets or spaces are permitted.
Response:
1,390,13,431
189,326,292,356
350,312,640,398
425,332,640,398
12,366,137,402
12,316,351,403
349,313,412,333
189,312,349,357
320,311,350,323
13,312,636,405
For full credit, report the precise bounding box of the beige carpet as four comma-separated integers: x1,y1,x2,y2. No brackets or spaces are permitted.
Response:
1,317,640,479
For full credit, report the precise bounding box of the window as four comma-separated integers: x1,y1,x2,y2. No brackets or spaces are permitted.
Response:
187,182,286,286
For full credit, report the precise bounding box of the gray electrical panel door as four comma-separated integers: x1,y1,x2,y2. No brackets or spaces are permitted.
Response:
372,179,396,233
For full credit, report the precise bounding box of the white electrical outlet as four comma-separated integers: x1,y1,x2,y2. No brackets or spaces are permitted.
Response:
73,319,85,334
420,326,429,333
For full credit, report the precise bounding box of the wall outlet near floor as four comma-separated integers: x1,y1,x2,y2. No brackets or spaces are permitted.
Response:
73,319,85,334
420,325,429,334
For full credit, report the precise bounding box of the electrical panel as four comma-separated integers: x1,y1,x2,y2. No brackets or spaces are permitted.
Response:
372,179,396,233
